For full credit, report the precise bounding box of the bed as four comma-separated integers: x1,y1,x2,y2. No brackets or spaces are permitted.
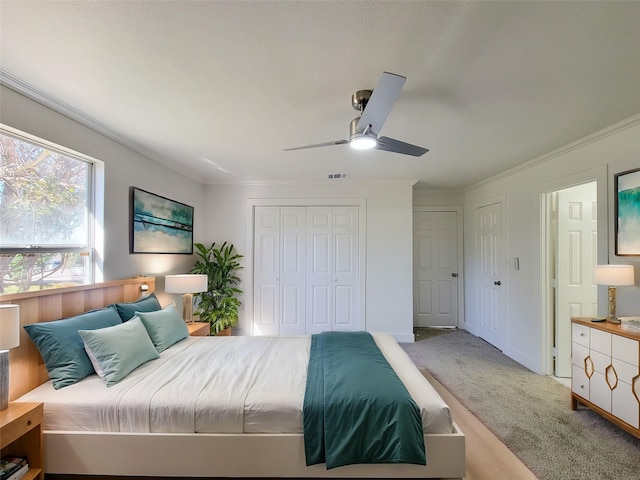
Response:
3,277,465,479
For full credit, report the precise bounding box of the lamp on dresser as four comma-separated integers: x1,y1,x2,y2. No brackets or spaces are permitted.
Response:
594,264,635,324
0,304,20,410
165,274,208,323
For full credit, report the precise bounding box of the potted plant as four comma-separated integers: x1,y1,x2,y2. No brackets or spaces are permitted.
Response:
191,242,243,335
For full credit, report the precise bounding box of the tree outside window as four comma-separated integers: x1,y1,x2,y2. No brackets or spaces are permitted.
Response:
0,129,93,294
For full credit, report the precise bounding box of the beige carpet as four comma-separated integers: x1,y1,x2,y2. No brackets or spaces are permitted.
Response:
421,368,536,480
402,328,640,480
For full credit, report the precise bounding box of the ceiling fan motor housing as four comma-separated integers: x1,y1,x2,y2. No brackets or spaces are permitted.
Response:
351,90,372,111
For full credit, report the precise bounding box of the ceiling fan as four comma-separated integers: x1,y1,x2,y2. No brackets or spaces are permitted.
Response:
284,72,428,157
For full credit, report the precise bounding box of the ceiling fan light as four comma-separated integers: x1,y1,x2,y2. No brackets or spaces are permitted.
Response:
350,133,377,150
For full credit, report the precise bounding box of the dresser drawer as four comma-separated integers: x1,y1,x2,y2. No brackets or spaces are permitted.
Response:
590,349,610,374
572,364,590,400
612,358,639,385
590,371,611,411
572,323,590,347
572,342,589,367
612,381,640,429
590,328,611,356
612,334,639,366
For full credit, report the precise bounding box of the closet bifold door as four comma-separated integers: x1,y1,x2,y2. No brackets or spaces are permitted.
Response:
253,205,359,336
253,206,306,336
306,206,359,334
279,207,307,336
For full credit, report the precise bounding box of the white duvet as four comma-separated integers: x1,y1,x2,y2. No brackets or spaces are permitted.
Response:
18,334,453,435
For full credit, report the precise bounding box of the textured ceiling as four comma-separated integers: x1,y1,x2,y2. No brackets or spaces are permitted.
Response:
1,1,639,189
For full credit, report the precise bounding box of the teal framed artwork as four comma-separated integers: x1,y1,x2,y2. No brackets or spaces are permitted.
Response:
615,168,640,256
130,187,194,254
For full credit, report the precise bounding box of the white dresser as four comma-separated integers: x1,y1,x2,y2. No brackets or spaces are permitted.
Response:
571,318,640,439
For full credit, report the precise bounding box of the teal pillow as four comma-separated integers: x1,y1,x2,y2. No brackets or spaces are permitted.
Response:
23,307,123,389
136,304,189,353
112,293,161,321
79,317,159,387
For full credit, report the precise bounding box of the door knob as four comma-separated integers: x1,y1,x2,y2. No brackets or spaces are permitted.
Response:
452,273,458,277
494,281,502,286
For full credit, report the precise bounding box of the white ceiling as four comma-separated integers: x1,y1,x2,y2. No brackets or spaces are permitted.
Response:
1,1,639,189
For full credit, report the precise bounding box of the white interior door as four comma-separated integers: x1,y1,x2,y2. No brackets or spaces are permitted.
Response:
413,211,459,327
477,201,506,350
253,206,280,336
307,207,332,334
555,182,597,377
332,206,359,331
255,205,360,336
306,206,359,334
279,207,306,336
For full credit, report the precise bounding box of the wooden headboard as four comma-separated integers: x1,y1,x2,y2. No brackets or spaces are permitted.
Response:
0,276,155,400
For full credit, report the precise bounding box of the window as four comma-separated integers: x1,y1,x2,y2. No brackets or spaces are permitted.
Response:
0,125,104,294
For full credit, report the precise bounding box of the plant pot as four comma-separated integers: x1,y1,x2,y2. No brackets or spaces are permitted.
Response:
216,327,232,336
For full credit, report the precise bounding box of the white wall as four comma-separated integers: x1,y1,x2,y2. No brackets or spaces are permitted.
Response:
462,116,640,374
202,182,416,341
0,86,205,307
413,189,464,207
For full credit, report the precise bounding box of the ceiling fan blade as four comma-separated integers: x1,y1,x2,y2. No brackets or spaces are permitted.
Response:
356,72,406,135
375,137,429,157
283,140,348,152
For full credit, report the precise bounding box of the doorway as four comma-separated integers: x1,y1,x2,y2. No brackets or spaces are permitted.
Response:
548,181,598,378
413,210,460,327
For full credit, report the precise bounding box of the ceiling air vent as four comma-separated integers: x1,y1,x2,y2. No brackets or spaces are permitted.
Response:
328,173,348,180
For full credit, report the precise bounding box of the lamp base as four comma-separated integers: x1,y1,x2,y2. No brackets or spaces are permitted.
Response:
0,349,9,410
182,293,194,323
606,286,620,325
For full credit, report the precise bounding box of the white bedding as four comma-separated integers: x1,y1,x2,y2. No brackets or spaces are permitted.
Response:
18,333,453,435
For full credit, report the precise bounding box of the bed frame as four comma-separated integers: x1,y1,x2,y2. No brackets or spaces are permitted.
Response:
2,277,465,479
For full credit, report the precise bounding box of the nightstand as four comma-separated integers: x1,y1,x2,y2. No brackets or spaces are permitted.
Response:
187,321,210,336
0,402,44,480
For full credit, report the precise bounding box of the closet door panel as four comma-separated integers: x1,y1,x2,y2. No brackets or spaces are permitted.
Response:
279,207,306,336
309,285,331,333
334,285,353,330
332,207,359,330
307,207,333,334
253,207,280,336
257,285,278,333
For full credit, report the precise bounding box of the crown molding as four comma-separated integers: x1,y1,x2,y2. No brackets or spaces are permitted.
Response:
204,178,419,187
0,69,201,179
464,113,640,192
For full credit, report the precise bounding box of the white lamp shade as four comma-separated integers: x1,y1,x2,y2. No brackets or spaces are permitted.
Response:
0,304,20,350
594,265,635,286
165,274,208,294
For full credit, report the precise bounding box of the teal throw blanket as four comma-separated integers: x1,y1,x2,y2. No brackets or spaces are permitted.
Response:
303,331,426,469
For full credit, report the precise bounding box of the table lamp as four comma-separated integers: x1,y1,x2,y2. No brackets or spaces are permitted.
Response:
594,265,635,324
0,304,20,410
165,274,208,323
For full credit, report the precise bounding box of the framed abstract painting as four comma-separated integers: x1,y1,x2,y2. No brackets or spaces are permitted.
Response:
614,168,640,256
130,187,194,254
